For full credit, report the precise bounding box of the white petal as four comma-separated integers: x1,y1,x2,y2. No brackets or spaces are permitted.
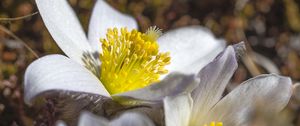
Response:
78,111,154,126
36,0,93,64
24,54,110,104
190,45,238,124
78,111,109,126
88,0,138,52
164,94,193,126
110,112,155,126
55,121,67,126
206,74,292,126
158,26,225,75
113,73,199,104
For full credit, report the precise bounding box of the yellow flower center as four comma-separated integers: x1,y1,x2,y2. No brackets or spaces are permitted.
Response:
99,27,170,94
203,122,223,126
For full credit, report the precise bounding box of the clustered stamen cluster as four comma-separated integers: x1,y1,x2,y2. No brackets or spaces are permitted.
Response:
99,27,170,94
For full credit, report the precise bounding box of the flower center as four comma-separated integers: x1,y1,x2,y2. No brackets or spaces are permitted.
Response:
99,27,170,94
203,122,223,126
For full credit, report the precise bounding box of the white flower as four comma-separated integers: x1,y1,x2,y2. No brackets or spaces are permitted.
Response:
24,0,225,105
163,44,293,126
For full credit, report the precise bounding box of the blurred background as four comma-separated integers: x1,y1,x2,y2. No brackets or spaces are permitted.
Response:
1,0,300,125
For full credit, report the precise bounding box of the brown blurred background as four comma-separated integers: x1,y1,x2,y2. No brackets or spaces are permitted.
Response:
1,0,300,125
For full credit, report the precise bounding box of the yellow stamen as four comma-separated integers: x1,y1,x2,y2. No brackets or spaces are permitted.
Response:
203,122,223,126
99,27,170,94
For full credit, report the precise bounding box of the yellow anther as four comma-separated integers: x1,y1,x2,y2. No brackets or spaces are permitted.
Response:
99,27,170,94
203,122,223,126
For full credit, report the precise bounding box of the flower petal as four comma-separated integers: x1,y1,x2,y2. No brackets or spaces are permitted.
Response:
158,26,225,75
24,54,110,104
88,0,138,52
164,94,193,126
110,112,155,126
115,104,165,126
36,0,92,64
78,111,154,126
56,121,67,126
190,45,238,124
113,73,199,104
78,111,109,126
206,74,292,126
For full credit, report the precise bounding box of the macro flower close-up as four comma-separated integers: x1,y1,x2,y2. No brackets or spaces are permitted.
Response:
1,0,300,125
24,0,225,106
